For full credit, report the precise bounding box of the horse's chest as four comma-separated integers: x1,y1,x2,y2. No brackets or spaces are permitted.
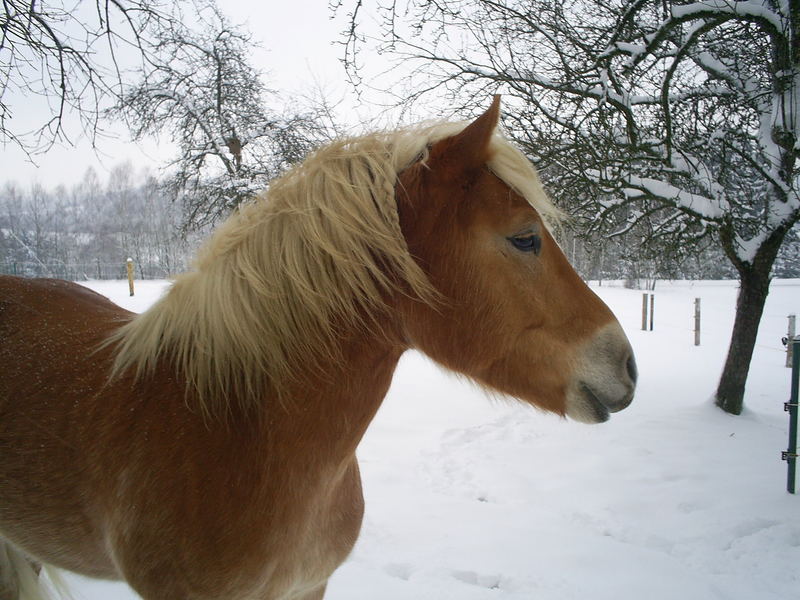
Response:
111,453,364,599
257,460,366,594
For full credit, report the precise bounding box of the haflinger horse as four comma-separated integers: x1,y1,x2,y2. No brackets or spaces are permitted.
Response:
0,97,636,600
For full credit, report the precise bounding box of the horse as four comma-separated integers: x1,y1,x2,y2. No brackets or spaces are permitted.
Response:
0,97,636,600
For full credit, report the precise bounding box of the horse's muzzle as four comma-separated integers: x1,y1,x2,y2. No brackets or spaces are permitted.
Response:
566,323,637,424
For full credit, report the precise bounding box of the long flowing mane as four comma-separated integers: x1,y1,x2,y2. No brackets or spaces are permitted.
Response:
109,121,559,418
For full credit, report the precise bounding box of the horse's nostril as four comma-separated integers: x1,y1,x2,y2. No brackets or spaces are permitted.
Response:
626,354,638,384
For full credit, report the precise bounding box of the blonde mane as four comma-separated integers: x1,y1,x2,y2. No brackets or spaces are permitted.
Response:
109,120,558,418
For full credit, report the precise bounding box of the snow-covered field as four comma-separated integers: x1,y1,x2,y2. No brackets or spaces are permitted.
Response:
62,279,798,599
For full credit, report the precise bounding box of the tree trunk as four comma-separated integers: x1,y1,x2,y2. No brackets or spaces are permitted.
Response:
714,267,772,415
715,223,790,414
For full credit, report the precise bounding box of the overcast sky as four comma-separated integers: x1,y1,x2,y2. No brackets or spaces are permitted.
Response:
2,1,367,188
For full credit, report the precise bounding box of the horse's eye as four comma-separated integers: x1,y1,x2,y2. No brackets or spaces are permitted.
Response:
510,234,542,255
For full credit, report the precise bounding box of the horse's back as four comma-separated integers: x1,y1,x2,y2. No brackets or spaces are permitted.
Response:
0,275,129,421
0,274,128,377
0,274,130,332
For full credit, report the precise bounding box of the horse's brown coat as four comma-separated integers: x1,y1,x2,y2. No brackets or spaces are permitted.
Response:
0,98,635,599
1,276,381,599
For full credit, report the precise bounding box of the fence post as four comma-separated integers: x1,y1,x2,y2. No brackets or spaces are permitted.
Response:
784,337,799,494
640,293,655,331
126,258,135,297
787,315,796,368
694,298,701,346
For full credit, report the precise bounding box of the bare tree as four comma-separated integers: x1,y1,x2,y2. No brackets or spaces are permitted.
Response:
0,0,186,155
339,0,800,415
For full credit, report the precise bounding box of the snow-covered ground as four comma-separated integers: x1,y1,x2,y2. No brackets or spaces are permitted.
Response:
62,279,799,599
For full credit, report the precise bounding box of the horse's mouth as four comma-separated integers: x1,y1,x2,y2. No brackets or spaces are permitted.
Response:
578,380,635,422
564,322,637,424
569,380,635,424
577,383,611,423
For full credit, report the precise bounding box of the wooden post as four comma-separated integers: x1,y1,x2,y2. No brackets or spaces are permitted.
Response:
694,298,701,346
649,293,654,331
641,293,648,331
788,315,796,368
126,258,135,297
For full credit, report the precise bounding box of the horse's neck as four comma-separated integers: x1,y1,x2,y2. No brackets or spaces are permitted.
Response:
260,331,405,461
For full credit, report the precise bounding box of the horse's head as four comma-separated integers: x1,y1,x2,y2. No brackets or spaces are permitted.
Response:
395,97,636,423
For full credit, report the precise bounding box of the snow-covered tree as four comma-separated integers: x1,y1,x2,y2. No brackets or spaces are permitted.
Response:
340,0,800,415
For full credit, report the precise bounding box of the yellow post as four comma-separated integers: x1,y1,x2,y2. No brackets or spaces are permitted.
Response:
126,258,135,296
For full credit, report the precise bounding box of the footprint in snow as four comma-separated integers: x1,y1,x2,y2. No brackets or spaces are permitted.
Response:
729,518,780,540
452,570,503,590
383,562,413,581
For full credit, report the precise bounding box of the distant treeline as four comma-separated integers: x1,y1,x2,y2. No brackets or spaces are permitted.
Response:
1,164,201,280
2,164,799,284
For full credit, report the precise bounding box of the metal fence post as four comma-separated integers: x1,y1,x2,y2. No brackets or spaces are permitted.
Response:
787,315,796,368
784,337,799,494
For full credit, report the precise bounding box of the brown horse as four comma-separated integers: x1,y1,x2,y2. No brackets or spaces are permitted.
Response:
0,97,636,600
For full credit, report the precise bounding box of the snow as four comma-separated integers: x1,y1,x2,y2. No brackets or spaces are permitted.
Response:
59,279,800,599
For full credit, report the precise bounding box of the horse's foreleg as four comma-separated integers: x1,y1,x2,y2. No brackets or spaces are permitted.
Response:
0,540,44,600
293,583,327,600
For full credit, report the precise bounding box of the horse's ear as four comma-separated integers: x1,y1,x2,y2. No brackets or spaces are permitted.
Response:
429,95,501,175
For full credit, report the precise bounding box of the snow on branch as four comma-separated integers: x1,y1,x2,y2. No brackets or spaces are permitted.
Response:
624,175,726,221
610,0,786,77
669,1,783,32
